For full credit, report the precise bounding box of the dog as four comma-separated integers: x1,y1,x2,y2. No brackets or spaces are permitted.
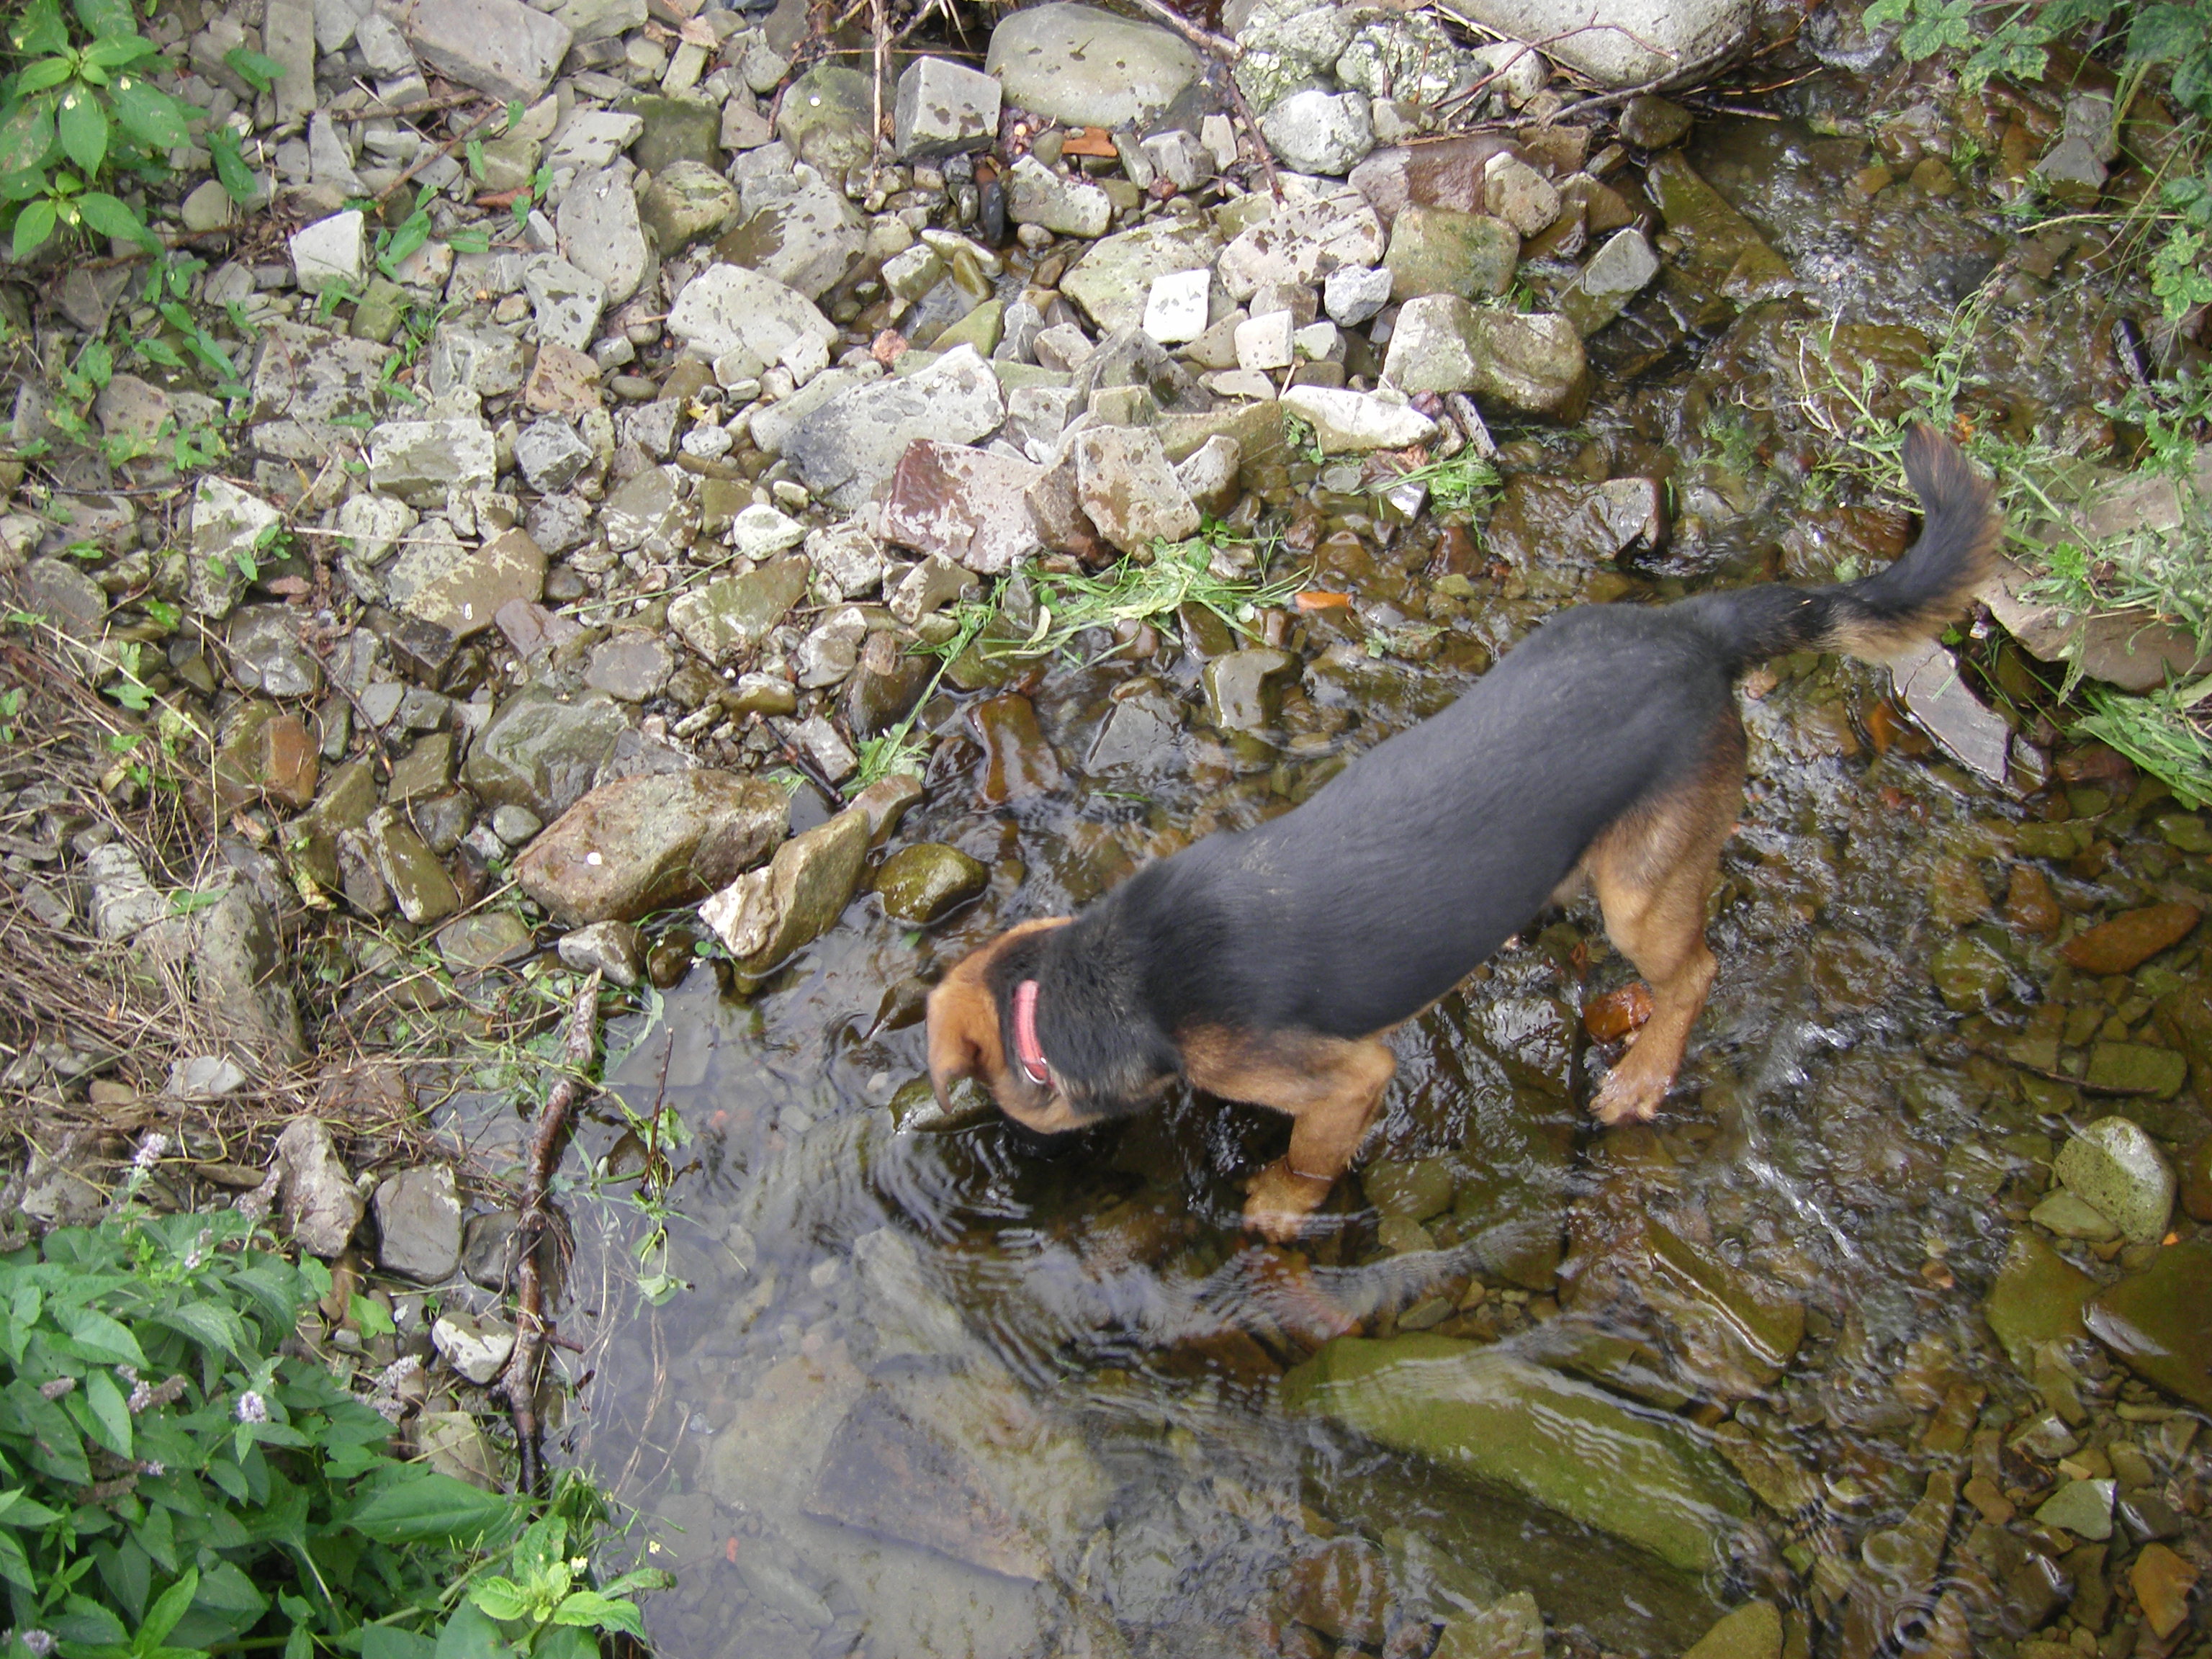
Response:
927,426,2000,1239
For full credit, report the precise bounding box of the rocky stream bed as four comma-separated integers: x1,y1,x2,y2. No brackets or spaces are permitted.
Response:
3,0,2212,1654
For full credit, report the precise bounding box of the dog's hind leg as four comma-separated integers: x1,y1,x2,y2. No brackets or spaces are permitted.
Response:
1183,1028,1397,1241
1585,717,1745,1125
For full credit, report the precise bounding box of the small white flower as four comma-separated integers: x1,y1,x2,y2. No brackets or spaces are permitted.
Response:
139,1460,165,1477
132,1133,168,1174
235,1390,268,1424
22,1632,56,1658
128,1381,154,1413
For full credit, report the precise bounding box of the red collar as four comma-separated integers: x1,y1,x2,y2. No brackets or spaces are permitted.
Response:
1012,979,1051,1087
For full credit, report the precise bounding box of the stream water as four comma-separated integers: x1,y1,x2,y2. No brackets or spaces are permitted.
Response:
551,106,2211,1659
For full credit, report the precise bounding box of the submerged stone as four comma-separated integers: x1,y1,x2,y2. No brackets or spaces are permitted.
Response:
514,770,789,926
2035,1477,2116,1541
1283,1337,1752,1574
2062,901,2201,973
874,844,989,922
1984,1230,2097,1369
974,694,1064,804
1201,647,1300,732
2083,1238,2212,1411
2054,1117,2176,1242
1680,1601,1782,1659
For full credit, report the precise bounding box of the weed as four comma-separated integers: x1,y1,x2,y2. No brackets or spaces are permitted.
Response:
1371,449,1501,516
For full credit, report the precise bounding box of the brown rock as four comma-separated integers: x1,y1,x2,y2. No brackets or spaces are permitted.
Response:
1282,1537,1388,1646
1347,135,1516,225
1585,981,1651,1042
261,713,320,809
2061,901,2200,974
2131,1542,2197,1639
881,439,1045,575
524,340,603,416
514,770,789,926
2180,1136,2212,1223
2005,863,2062,936
974,694,1063,804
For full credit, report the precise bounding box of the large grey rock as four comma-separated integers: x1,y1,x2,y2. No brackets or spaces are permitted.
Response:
382,0,572,101
546,0,643,42
1385,206,1519,300
188,477,282,619
386,527,545,637
774,66,873,174
1443,0,1751,87
462,686,629,819
1334,11,1487,107
264,0,318,121
516,417,594,493
514,770,788,927
985,3,1204,130
881,439,1045,574
557,165,649,306
372,1164,462,1282
639,158,739,249
1074,426,1200,552
289,210,365,295
711,185,866,299
1004,156,1112,238
1063,218,1224,333
244,323,390,461
273,1118,364,1257
1215,189,1386,302
785,346,1007,510
1260,90,1375,176
1384,302,1584,410
667,262,838,367
368,417,498,504
546,108,644,174
1561,226,1660,334
427,323,526,400
195,884,306,1064
521,253,606,351
667,557,809,663
895,56,1001,157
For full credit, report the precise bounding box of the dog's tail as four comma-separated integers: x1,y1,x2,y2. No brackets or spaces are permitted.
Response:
1686,424,2001,673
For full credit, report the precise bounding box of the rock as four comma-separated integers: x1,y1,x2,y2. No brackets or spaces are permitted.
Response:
1466,310,1585,413
1333,10,1483,108
1482,152,1560,235
699,807,873,973
18,557,107,637
895,56,1000,157
1235,309,1295,372
1281,1336,1751,1573
431,1309,516,1385
1284,1537,1388,1646
1005,156,1113,238
1928,928,2013,1010
1381,292,1482,395
1984,1231,2097,1368
84,843,167,940
436,912,534,971
1980,552,2212,693
1891,639,2010,785
2085,1041,2190,1097
1443,0,1750,88
558,919,644,987
2054,1117,2176,1243
1385,207,1519,302
786,346,1007,511
875,843,989,922
170,1056,250,1100
2131,1543,2198,1640
1261,90,1375,176
1561,226,1661,334
462,686,628,819
2036,1478,2116,1541
2062,901,2201,974
244,323,390,460
1064,220,1224,333
638,158,738,249
383,0,572,101
1645,153,1796,306
389,527,544,638
1563,1212,1802,1398
1680,1601,1782,1659
372,1164,462,1282
1325,264,1393,326
2085,1238,2212,1410
557,165,649,307
667,263,838,369
273,1118,364,1256
1177,433,1241,514
584,634,673,701
1216,190,1387,302
1619,94,1694,148
1143,268,1214,345
667,557,809,663
522,253,606,351
775,66,873,174
1280,384,1435,450
369,417,497,505
985,3,1204,130
516,417,595,493
732,503,807,560
514,770,788,927
623,94,721,174
882,440,1044,574
2030,1190,2121,1241
975,694,1064,802
1074,426,1200,552
714,186,866,300
222,608,320,700
1202,647,1300,732
364,808,461,923
598,466,689,556
194,884,306,1064
547,0,642,41
188,477,282,619
427,325,525,401
547,108,644,173
289,210,365,295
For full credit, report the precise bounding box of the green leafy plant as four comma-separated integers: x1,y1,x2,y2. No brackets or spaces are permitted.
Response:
1372,449,1502,516
0,1207,669,1659
0,0,197,256
0,685,22,742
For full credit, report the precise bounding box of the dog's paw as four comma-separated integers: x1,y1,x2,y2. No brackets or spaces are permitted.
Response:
1589,1064,1667,1125
1242,1160,1332,1241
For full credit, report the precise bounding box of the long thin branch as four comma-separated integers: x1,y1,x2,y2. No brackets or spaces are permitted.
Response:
501,970,601,1498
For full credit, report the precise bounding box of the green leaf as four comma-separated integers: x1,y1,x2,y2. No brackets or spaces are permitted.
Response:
10,0,69,55
377,210,431,278
445,228,489,253
112,76,188,150
465,1578,533,1623
349,1472,516,1545
73,0,139,37
208,125,256,204
361,1629,437,1659
224,47,284,94
56,1305,148,1367
147,1300,250,1362
18,57,76,94
56,87,108,177
0,1489,63,1528
432,1601,516,1659
140,1569,200,1650
77,189,154,249
84,34,158,69
12,195,57,256
0,99,58,176
549,1591,645,1639
84,1366,132,1458
2127,2,2208,64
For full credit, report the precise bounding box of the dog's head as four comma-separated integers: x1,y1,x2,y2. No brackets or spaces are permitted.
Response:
925,917,1099,1136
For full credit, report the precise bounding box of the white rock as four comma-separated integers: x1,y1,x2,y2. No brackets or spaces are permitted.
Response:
546,109,644,174
1324,264,1393,326
521,253,605,350
1143,268,1213,345
289,210,365,295
1004,155,1112,238
1234,309,1296,372
1141,129,1213,192
1446,0,1751,88
1280,384,1436,451
1295,320,1342,360
431,1310,516,1384
1259,90,1375,176
894,55,1001,157
1581,226,1660,296
667,263,839,366
556,164,648,306
382,0,572,102
732,503,807,558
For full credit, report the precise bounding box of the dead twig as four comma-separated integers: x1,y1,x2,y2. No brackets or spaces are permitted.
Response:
500,971,601,1498
1118,0,1283,199
331,90,482,122
377,100,504,207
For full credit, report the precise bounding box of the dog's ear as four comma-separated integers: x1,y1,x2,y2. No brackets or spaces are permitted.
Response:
927,968,1002,1111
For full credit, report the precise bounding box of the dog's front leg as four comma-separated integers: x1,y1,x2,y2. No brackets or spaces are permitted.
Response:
1200,1037,1395,1242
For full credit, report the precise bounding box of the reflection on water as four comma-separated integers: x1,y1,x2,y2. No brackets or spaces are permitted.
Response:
547,114,2211,1659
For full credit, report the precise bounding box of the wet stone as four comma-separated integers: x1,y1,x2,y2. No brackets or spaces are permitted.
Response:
1929,930,2013,1010
698,806,873,974
388,526,544,638
1202,647,1300,732
882,440,1044,575
975,694,1064,804
372,1164,462,1282
2062,901,2200,974
785,346,1007,511
1985,1231,2098,1368
667,557,809,664
1385,207,1519,302
1284,1537,1387,1647
461,686,629,819
2036,1477,2116,1541
2084,1236,2212,1411
364,807,462,924
714,184,867,300
874,843,989,923
2083,1041,2189,1099
1679,1602,1782,1659
226,606,323,697
1074,426,1200,553
1618,94,1694,149
369,417,497,505
558,919,644,988
2131,1543,2198,1640
431,1309,516,1385
435,910,534,971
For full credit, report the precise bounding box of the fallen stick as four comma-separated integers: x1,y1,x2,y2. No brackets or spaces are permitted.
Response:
501,969,601,1497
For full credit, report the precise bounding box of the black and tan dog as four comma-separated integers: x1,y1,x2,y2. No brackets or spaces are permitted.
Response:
929,426,2000,1238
